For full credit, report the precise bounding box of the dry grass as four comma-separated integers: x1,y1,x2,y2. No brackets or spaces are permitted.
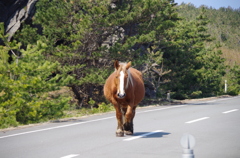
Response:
220,47,240,66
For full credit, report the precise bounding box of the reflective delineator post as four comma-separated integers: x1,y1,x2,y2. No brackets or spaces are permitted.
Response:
181,134,195,158
167,92,170,101
225,80,227,93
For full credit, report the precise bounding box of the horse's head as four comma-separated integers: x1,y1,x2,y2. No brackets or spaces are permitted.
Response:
114,60,131,99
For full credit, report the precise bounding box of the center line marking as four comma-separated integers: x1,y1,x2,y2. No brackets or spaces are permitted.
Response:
185,117,209,124
61,154,79,158
222,109,239,114
123,130,163,141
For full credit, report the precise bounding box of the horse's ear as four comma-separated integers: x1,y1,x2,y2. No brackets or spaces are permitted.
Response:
126,61,131,70
114,60,120,70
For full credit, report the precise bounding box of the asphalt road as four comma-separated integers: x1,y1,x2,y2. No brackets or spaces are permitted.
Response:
0,96,239,158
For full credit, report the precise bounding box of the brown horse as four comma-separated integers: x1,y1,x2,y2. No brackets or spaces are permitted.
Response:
104,60,145,137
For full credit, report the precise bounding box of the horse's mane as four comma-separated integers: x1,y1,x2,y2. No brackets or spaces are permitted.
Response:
126,68,133,88
115,62,133,89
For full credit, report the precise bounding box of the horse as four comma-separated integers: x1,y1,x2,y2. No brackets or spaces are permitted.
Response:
104,60,145,137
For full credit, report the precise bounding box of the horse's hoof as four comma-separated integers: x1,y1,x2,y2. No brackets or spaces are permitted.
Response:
124,130,133,135
116,132,124,137
116,129,124,137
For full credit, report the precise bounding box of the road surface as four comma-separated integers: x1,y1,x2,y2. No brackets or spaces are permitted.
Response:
0,96,239,158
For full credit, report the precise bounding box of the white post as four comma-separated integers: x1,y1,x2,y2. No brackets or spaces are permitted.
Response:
167,92,170,101
225,80,227,93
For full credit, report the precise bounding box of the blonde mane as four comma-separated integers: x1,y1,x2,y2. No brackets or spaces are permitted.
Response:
126,68,133,89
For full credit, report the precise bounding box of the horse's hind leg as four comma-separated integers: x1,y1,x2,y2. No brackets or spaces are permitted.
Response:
123,106,136,135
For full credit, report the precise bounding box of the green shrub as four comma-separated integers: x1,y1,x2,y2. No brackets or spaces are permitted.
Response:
0,23,72,128
98,102,114,113
171,92,188,100
190,91,202,98
227,87,239,96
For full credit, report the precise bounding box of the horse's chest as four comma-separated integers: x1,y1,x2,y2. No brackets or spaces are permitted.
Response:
116,98,130,107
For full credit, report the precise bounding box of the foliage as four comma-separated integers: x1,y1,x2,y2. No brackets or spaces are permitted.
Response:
0,23,71,128
175,3,240,98
226,65,240,95
14,0,181,104
14,1,232,101
64,102,113,118
97,102,114,113
176,3,240,65
158,8,226,99
143,48,171,98
14,0,113,107
88,98,96,109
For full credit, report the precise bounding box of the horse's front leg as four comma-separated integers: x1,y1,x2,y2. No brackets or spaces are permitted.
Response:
123,105,136,135
114,104,124,137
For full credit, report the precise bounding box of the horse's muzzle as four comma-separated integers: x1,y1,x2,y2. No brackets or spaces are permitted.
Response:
117,93,126,98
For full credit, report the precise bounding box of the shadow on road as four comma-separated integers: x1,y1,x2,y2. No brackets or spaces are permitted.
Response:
133,131,171,138
190,102,212,105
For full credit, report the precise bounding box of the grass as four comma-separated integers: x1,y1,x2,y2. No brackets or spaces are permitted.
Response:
220,47,240,66
63,102,115,118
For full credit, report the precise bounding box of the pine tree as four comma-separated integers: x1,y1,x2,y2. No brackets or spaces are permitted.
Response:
160,7,226,99
0,23,71,128
11,0,230,105
226,65,240,95
14,0,181,105
176,3,240,64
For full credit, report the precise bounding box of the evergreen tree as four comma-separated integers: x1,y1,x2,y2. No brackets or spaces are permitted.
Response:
0,23,71,128
226,65,240,95
14,0,180,105
160,8,226,99
176,3,240,65
10,0,233,108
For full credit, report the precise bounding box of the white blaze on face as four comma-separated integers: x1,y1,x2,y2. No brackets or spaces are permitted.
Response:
119,70,125,96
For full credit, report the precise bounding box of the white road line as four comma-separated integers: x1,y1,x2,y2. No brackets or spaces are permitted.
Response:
222,109,239,114
0,116,114,139
185,117,209,124
123,130,163,141
138,105,188,114
61,154,79,158
193,96,239,104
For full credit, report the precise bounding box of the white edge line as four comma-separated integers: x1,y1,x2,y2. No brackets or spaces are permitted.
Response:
190,96,238,104
185,117,209,124
222,109,239,114
123,130,163,141
138,105,187,114
0,116,114,139
61,154,79,158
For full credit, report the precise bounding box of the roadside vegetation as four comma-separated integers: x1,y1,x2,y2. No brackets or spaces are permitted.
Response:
1,0,240,129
